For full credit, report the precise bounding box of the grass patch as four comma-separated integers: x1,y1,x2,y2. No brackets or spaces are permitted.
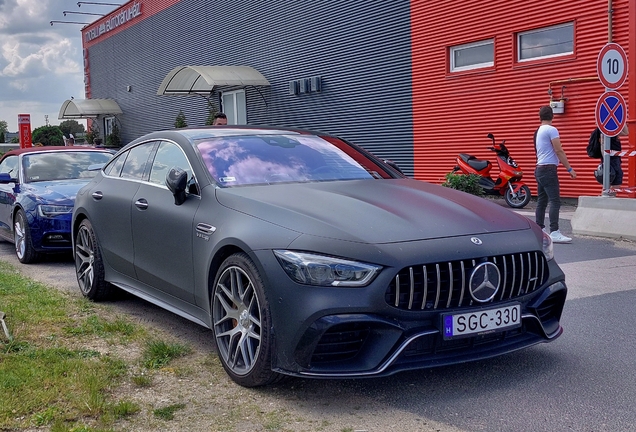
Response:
142,339,192,369
131,373,153,387
153,403,186,420
0,261,141,430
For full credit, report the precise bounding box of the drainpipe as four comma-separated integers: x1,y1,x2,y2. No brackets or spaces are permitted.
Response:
608,0,613,42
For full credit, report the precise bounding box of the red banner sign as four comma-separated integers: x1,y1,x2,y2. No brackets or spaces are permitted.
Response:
18,114,32,149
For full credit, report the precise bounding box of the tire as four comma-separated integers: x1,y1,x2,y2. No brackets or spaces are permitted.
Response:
211,253,280,387
505,184,531,209
74,219,113,301
14,209,42,264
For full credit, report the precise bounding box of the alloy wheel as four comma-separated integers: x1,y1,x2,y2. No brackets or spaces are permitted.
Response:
213,265,262,376
14,213,26,260
75,224,95,295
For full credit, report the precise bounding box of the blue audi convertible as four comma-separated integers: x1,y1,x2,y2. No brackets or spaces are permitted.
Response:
0,146,113,263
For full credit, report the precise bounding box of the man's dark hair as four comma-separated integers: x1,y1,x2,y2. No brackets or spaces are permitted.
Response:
539,105,554,121
214,112,227,120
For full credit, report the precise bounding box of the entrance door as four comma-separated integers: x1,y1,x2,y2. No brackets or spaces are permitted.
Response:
221,90,246,125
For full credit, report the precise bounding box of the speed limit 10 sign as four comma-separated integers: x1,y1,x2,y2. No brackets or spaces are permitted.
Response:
597,43,628,90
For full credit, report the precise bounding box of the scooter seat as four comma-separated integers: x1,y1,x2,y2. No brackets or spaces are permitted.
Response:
458,153,490,172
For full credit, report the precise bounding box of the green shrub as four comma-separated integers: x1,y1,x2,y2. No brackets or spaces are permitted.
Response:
441,172,484,197
85,122,99,145
105,122,121,148
174,111,188,128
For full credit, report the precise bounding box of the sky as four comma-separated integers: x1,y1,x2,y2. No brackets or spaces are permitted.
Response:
0,0,120,132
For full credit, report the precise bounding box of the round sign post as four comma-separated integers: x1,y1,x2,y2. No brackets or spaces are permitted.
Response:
597,43,628,90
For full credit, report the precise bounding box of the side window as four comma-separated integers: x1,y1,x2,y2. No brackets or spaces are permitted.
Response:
0,155,19,177
103,152,127,177
149,141,194,191
121,142,156,180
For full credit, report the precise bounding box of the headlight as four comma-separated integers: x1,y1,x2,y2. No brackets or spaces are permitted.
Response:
273,250,382,287
542,231,554,261
38,205,73,217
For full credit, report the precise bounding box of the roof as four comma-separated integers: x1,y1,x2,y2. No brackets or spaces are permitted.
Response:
58,99,123,119
156,66,270,96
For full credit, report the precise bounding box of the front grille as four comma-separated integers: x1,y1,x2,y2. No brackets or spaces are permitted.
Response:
385,251,548,311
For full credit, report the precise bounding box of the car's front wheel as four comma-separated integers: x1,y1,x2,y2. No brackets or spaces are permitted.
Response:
14,209,41,264
74,219,112,301
212,253,279,387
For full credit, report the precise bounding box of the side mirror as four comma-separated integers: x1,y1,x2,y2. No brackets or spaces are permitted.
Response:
0,173,17,184
166,167,188,206
384,159,404,175
87,163,105,171
487,133,495,140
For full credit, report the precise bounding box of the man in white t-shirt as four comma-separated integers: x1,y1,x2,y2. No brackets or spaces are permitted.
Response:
534,105,576,243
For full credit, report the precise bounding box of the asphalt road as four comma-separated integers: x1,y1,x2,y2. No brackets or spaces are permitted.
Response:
1,204,636,431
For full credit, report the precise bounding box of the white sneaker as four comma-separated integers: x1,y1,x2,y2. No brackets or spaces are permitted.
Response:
550,230,572,243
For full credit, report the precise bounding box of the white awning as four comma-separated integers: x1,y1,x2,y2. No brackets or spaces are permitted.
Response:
58,99,123,119
157,65,270,96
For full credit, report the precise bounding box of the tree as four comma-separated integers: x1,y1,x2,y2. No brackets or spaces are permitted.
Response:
32,125,64,146
59,120,85,137
174,110,188,128
0,120,7,143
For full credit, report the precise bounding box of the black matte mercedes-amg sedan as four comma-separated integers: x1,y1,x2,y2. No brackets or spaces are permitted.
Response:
72,126,567,387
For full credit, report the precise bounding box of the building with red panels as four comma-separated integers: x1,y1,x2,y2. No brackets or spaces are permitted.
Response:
411,0,634,197
59,0,634,198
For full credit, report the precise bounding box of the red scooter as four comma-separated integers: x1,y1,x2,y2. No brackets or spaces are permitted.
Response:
452,133,531,208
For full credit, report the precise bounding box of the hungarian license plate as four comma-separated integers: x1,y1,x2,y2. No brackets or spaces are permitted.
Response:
442,303,521,339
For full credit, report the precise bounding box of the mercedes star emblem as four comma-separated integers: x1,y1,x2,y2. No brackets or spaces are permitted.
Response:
469,262,501,302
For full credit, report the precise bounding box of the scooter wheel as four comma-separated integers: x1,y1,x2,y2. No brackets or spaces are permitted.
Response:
505,185,531,208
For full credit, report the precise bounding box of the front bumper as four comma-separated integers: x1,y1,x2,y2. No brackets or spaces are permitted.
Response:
292,281,565,378
253,240,567,379
26,209,73,252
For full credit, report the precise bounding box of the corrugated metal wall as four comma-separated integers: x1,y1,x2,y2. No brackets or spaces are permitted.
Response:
411,0,631,198
87,0,416,175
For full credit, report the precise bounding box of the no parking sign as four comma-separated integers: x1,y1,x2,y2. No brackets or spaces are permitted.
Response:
595,91,627,137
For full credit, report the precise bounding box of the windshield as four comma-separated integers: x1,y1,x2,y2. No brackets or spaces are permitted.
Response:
196,134,382,187
22,151,113,183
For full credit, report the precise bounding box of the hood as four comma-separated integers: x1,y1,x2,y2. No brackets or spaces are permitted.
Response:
22,179,89,205
216,179,531,244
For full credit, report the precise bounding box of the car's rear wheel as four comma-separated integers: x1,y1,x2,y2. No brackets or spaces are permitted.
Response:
74,219,112,301
14,209,41,264
212,253,280,387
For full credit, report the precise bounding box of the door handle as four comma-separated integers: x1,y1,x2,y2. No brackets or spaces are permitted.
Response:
134,198,148,210
91,191,103,200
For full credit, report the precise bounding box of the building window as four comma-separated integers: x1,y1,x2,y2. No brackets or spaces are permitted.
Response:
221,90,247,125
450,39,494,72
518,23,573,62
